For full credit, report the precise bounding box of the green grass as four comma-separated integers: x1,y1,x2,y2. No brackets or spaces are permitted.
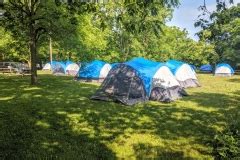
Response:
0,71,239,159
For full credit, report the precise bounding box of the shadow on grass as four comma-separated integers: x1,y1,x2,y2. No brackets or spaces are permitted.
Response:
196,72,213,75
0,109,116,159
0,74,239,159
0,74,116,159
228,78,240,83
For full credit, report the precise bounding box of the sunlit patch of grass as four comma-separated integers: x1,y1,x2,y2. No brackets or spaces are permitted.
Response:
109,133,165,158
35,120,51,129
0,72,239,159
23,87,41,91
0,96,14,101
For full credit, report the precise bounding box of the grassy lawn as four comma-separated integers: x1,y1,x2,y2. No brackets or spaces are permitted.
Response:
0,71,239,159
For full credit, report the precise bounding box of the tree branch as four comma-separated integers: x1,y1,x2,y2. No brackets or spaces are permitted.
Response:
8,0,30,15
35,26,46,41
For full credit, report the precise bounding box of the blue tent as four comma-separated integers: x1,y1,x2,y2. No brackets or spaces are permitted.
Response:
52,61,66,75
215,63,234,76
43,61,57,70
51,61,64,69
125,58,165,96
165,60,199,88
165,60,185,75
77,60,110,80
200,64,212,72
92,57,186,105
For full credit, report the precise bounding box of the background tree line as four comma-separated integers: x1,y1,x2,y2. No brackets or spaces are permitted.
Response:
0,0,238,84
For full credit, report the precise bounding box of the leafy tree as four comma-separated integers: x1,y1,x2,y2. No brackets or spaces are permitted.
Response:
0,27,29,62
91,0,179,61
0,0,78,84
0,0,180,84
138,26,218,66
196,4,240,67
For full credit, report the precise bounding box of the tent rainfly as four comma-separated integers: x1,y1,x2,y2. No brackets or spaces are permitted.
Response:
42,63,51,70
200,64,213,72
65,60,80,76
76,60,112,82
51,61,66,76
215,63,234,76
91,57,187,105
165,60,200,88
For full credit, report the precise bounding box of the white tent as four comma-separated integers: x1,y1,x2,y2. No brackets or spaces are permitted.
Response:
42,63,51,70
66,63,80,76
166,60,200,88
152,65,180,89
151,64,186,102
215,63,234,76
99,63,112,79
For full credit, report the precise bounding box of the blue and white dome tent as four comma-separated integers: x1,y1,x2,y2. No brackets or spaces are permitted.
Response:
51,61,66,75
165,60,200,88
65,60,80,76
92,57,187,105
42,60,57,70
42,62,51,70
200,64,213,73
215,63,234,76
76,60,112,82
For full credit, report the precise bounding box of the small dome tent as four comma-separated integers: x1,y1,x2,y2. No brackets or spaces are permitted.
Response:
43,61,58,71
52,61,66,75
91,58,187,105
165,60,200,88
200,64,212,72
215,63,234,76
42,63,51,70
77,60,111,82
65,60,80,76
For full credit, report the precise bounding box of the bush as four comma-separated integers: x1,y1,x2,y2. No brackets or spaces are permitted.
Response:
212,121,240,159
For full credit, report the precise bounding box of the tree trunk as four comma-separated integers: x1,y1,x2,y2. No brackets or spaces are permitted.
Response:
30,25,37,85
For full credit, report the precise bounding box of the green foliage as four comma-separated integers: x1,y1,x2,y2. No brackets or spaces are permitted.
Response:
142,26,218,66
0,0,221,66
0,27,29,62
196,5,240,67
212,119,240,159
0,0,82,84
92,1,176,61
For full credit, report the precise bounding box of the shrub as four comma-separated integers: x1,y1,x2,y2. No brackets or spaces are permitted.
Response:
212,121,240,159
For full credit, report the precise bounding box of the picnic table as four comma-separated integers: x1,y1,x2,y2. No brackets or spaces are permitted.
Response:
0,67,14,74
0,62,31,76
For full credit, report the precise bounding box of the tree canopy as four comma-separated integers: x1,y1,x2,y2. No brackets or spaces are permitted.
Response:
196,3,240,67
0,0,237,84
